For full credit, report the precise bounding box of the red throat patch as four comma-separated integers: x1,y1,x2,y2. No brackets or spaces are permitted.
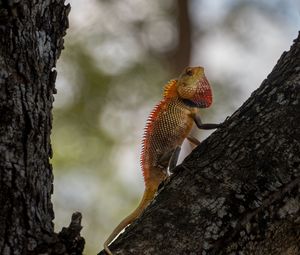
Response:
192,76,212,108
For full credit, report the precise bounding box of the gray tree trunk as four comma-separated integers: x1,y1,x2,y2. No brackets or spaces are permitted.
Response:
99,33,300,255
0,1,84,254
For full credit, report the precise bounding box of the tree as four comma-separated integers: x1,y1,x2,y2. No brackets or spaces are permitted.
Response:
0,1,84,254
98,33,300,254
1,1,299,255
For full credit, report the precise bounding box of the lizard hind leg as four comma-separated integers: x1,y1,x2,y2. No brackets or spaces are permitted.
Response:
156,146,181,174
157,146,182,173
168,146,181,172
187,135,201,148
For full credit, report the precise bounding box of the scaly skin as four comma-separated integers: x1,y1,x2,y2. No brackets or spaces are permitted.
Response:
104,66,215,255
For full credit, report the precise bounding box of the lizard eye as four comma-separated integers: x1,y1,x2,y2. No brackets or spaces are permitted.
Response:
185,68,193,76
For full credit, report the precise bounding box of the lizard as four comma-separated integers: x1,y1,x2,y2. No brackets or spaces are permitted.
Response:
104,66,221,255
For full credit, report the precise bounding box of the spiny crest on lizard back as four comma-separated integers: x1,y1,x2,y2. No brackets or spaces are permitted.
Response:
163,79,178,99
140,101,165,181
140,79,177,182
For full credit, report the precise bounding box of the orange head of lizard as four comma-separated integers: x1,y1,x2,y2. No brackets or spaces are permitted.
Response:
176,66,212,108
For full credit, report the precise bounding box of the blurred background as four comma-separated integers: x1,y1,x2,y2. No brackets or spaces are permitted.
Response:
52,0,300,253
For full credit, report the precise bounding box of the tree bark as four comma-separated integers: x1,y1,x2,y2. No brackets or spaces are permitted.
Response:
99,33,300,255
0,1,84,254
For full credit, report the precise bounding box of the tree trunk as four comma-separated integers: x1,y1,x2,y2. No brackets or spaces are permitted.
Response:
99,33,300,255
0,1,84,254
168,0,192,75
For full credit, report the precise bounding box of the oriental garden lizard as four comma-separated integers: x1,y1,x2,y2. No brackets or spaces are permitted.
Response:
104,66,222,255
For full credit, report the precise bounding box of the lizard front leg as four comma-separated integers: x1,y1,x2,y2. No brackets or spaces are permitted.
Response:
193,114,222,130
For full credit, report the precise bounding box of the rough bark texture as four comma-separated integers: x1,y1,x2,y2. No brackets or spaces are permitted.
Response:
0,1,84,254
100,33,300,255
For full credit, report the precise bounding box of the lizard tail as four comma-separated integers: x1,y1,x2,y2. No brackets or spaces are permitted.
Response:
104,186,157,255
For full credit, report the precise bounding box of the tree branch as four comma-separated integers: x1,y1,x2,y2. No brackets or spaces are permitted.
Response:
99,32,300,254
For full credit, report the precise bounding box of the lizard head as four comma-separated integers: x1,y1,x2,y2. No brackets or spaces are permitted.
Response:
177,66,212,108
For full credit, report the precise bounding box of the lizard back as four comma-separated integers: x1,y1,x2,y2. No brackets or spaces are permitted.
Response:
141,80,196,185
